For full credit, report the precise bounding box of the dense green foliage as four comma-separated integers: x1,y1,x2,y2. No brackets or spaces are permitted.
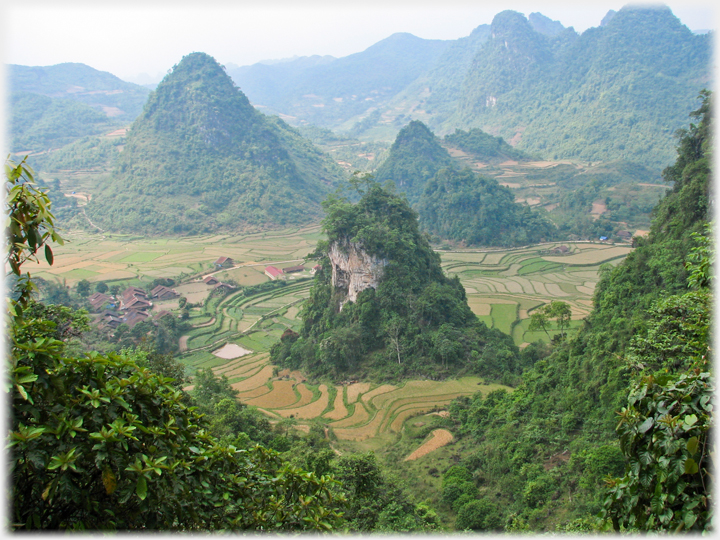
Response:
271,181,523,382
85,52,344,234
453,7,711,169
443,128,529,162
374,121,557,246
418,167,556,246
373,121,454,203
445,92,712,531
10,92,118,153
7,158,346,531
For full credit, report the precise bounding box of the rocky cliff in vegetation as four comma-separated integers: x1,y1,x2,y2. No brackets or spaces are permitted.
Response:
329,241,388,306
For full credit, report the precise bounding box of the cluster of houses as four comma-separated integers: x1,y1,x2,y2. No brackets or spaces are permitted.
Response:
94,284,179,332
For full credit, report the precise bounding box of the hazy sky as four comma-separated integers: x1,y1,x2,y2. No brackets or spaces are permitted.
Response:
3,0,716,84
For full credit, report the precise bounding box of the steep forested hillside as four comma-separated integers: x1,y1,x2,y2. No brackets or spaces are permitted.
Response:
271,182,524,382
225,7,710,170
85,52,344,234
10,92,119,153
418,168,556,246
373,121,454,202
444,91,712,531
374,121,556,246
451,6,711,169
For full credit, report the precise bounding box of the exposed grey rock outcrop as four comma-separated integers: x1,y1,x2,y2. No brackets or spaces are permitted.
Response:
328,240,387,306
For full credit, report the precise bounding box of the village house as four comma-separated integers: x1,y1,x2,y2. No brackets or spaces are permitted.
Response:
213,256,234,269
154,310,173,321
617,230,633,241
120,286,151,311
124,310,150,329
88,292,114,311
550,245,570,254
264,266,283,280
311,264,322,275
213,282,235,292
150,285,179,300
98,311,123,330
203,275,219,285
282,265,305,274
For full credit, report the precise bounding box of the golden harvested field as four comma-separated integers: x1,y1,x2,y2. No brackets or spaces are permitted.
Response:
404,429,454,461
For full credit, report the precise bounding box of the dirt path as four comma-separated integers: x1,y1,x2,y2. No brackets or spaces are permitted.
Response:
81,208,105,233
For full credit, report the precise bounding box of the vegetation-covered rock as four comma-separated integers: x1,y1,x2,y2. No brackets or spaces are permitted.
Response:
373,120,454,203
419,167,556,246
452,6,711,169
271,179,521,381
86,52,344,234
447,91,712,531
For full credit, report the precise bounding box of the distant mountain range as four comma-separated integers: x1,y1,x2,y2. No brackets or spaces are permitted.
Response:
226,6,712,170
7,5,712,174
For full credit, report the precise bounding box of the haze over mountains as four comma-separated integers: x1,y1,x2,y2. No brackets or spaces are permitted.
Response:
5,4,712,240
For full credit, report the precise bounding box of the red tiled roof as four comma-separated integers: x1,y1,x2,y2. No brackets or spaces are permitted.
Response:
265,266,283,277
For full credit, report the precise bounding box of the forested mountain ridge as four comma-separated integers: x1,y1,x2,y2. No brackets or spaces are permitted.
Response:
444,91,712,531
373,120,556,247
85,52,345,235
9,91,120,154
9,62,151,123
224,5,709,171
227,33,450,127
373,121,454,203
449,5,711,169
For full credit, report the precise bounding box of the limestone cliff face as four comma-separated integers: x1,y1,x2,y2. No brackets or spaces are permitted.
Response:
328,240,387,305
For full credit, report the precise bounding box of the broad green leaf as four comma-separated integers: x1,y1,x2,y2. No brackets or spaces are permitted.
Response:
684,457,699,475
638,417,654,433
103,467,118,495
136,475,148,500
686,436,699,455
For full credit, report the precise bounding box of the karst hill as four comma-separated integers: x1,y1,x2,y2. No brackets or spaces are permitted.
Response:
373,120,556,247
86,52,344,234
270,181,523,381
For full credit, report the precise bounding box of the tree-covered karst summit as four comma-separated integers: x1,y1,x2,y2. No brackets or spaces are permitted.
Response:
271,180,526,382
85,52,344,235
374,120,557,247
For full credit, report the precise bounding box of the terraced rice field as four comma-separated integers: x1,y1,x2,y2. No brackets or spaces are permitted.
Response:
38,226,632,453
203,350,508,451
440,242,632,346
